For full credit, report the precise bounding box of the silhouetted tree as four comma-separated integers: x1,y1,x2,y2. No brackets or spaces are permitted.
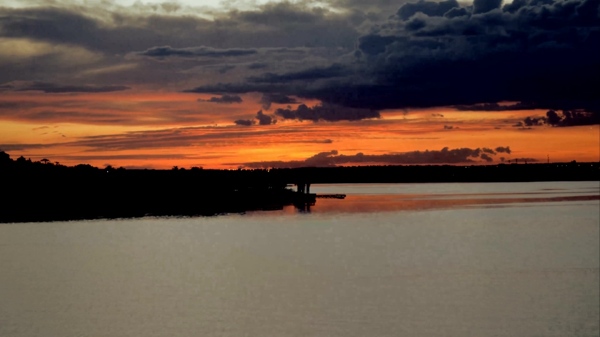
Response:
0,151,10,165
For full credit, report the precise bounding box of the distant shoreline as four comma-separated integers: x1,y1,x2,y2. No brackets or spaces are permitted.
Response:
1,151,598,223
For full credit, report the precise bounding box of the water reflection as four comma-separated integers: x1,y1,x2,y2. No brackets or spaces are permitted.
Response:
1,182,598,337
293,182,600,214
292,194,598,214
293,201,314,213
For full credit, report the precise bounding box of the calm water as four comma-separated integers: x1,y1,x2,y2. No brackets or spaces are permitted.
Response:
1,181,598,337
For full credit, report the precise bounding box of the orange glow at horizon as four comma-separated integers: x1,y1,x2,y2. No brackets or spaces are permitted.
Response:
0,91,598,169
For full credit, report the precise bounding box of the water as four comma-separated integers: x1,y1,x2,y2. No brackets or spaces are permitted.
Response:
1,181,598,337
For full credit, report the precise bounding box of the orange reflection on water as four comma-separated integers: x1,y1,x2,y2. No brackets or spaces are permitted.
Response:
301,193,600,214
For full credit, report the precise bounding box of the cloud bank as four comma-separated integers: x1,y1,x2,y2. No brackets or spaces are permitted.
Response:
183,0,600,119
2,0,598,118
237,146,513,168
274,103,380,122
198,95,243,104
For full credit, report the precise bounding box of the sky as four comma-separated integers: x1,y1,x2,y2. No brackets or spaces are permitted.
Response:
0,0,598,169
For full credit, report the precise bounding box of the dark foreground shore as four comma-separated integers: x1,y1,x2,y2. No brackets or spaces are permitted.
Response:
1,151,598,222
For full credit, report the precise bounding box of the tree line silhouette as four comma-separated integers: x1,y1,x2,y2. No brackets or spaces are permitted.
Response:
0,151,598,222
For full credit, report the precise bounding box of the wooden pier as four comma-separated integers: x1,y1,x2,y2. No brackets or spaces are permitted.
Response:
293,183,346,200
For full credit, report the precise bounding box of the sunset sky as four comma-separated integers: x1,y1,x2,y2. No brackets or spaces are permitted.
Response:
0,0,598,169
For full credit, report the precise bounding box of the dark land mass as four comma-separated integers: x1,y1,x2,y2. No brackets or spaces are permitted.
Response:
0,151,598,223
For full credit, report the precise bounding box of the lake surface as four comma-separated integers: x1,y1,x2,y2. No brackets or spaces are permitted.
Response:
1,181,598,337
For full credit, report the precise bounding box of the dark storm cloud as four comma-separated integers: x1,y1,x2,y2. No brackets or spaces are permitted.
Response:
137,46,258,58
247,64,347,84
3,0,599,121
274,103,380,122
260,93,300,110
515,110,600,127
237,146,509,168
473,0,503,14
190,0,599,115
234,119,254,126
453,102,541,111
396,0,460,20
255,110,276,125
233,110,277,126
545,110,600,127
321,0,600,111
9,82,130,93
198,95,243,104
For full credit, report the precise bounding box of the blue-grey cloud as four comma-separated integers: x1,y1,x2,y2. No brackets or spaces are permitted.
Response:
260,93,300,110
473,0,503,14
396,0,460,20
322,0,600,113
274,103,380,122
0,3,360,54
198,95,243,104
7,82,130,93
247,64,347,84
137,46,258,58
